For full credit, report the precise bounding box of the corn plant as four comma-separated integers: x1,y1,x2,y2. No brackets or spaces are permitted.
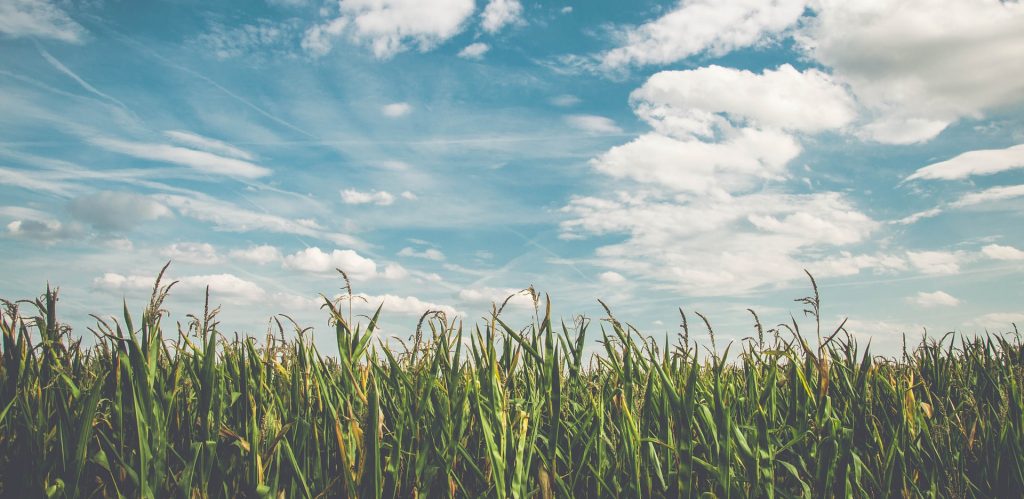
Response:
0,269,1021,498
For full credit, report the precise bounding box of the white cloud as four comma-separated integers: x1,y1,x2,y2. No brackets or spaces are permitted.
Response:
591,131,799,196
893,208,943,225
631,65,855,136
69,191,172,231
163,130,255,160
598,0,807,70
94,272,266,303
5,218,79,241
151,191,360,245
598,271,626,284
982,244,1024,261
893,184,1024,225
808,252,907,277
458,42,490,59
301,17,348,56
283,247,378,278
350,293,461,317
968,312,1024,330
0,166,78,197
161,242,222,265
377,160,412,170
550,94,580,107
800,0,1024,144
106,238,134,251
90,137,271,179
194,19,300,60
910,291,960,308
381,263,409,280
481,0,523,33
92,273,152,293
0,0,86,43
340,188,395,206
229,245,282,265
302,0,476,59
561,191,880,295
400,191,417,200
951,185,1024,208
153,193,360,247
398,246,445,261
564,114,623,134
559,60,881,296
907,144,1024,181
560,6,572,14
907,250,963,275
589,65,853,197
381,102,412,117
458,287,535,309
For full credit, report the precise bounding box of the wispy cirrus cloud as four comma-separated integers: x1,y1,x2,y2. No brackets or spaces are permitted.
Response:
907,144,1024,181
0,0,87,43
152,193,360,247
90,137,272,179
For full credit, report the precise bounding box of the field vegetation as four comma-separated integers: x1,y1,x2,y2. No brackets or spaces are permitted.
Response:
1,267,1022,497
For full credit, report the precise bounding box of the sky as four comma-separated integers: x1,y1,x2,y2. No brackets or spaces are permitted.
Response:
1,0,1023,355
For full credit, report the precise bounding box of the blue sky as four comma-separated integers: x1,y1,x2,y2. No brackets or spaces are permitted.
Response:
1,0,1023,355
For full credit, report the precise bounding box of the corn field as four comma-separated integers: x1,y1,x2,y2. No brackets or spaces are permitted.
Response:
1,269,1022,498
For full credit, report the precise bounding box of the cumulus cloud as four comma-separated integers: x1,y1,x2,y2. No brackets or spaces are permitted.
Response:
481,0,523,33
907,251,963,275
598,271,626,284
968,312,1024,330
592,131,799,196
458,287,535,310
0,0,86,43
982,244,1024,261
350,293,461,317
564,115,622,134
161,242,222,265
597,0,807,70
559,61,880,295
302,0,475,59
381,263,410,280
283,247,378,278
229,245,282,265
458,42,490,59
799,0,1024,144
587,65,852,196
90,137,271,179
381,102,412,117
910,291,960,308
907,144,1024,181
95,272,266,302
69,191,172,231
561,191,881,295
340,189,395,206
5,218,80,241
631,65,856,136
398,246,445,261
